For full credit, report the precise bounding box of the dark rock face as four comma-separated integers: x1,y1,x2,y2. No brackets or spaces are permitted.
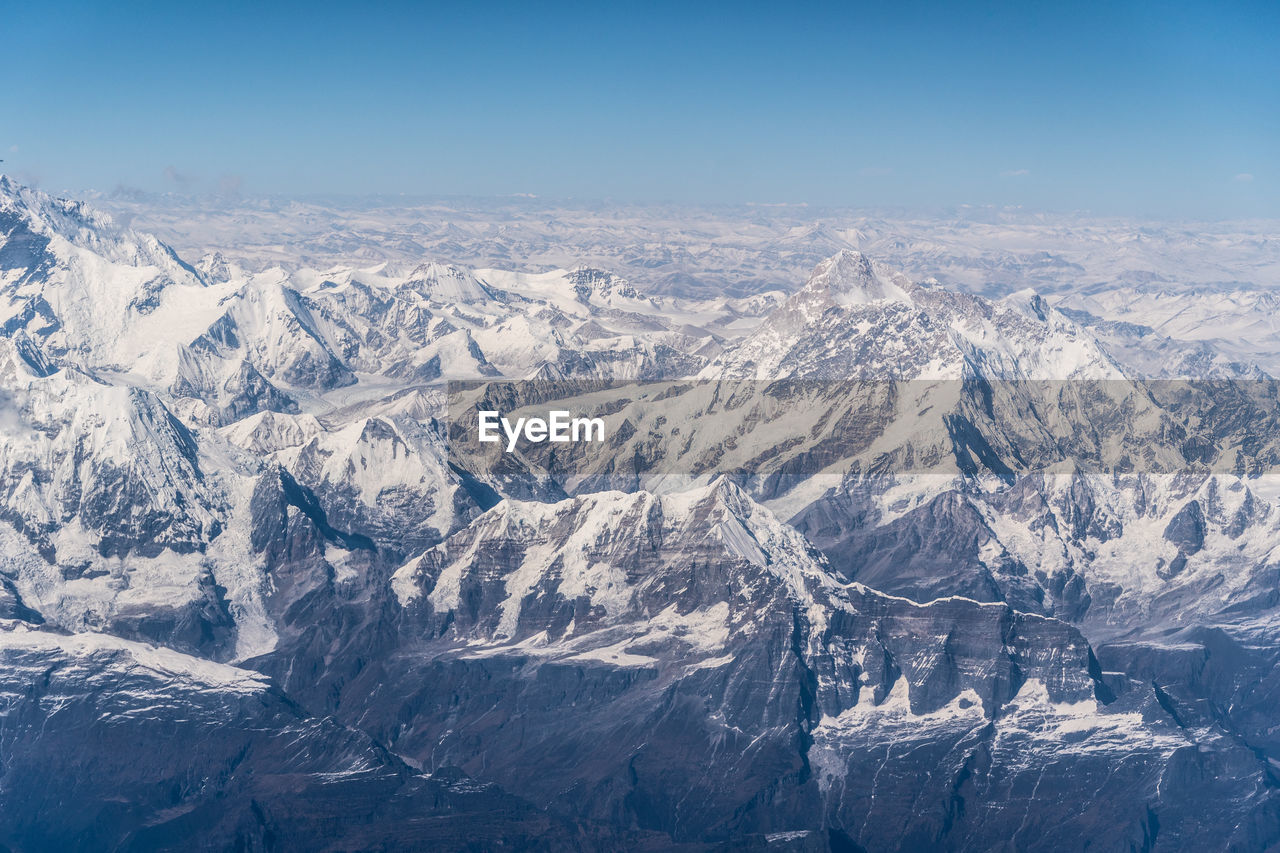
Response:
0,627,625,852
172,356,300,426
1163,499,1206,553
0,578,41,623
803,489,1019,607
0,208,55,284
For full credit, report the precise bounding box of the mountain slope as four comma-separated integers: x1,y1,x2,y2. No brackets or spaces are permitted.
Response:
365,481,1278,849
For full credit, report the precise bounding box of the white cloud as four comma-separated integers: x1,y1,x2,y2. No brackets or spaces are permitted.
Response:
0,389,28,433
1234,173,1255,183
1000,168,1031,177
7,145,16,153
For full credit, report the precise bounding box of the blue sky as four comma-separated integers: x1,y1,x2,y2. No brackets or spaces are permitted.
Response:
3,1,1276,216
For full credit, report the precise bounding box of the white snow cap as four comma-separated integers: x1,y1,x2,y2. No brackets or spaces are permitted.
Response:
801,250,913,307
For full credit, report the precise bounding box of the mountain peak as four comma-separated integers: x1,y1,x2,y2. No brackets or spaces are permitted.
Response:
406,261,493,303
800,250,913,307
0,174,203,287
1,175,124,248
566,266,646,303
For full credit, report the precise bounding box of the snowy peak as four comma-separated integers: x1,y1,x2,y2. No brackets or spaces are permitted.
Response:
707,249,1122,381
392,479,836,648
1,176,217,383
565,266,649,305
0,175,202,287
0,175,119,247
388,479,1113,724
405,261,494,303
799,249,914,308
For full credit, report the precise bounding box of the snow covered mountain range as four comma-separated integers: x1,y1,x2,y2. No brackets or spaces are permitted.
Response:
4,176,1280,850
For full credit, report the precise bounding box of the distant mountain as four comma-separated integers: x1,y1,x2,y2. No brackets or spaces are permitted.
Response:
90,189,1280,303
1058,287,1280,376
706,249,1123,381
